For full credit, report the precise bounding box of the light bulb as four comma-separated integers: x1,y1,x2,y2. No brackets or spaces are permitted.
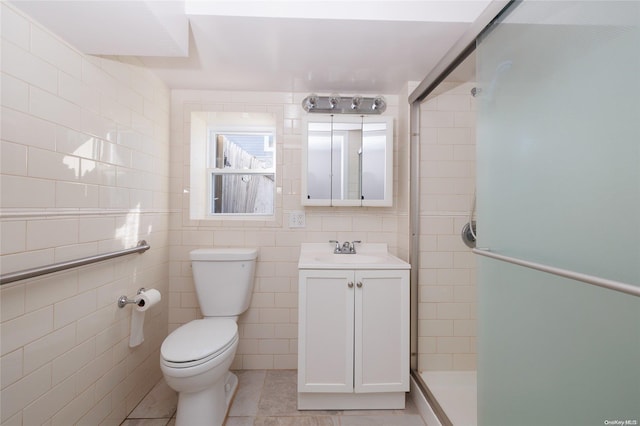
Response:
351,96,362,110
302,94,319,112
372,96,386,111
329,94,340,109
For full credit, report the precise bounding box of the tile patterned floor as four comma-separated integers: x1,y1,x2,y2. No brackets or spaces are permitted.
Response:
121,370,427,426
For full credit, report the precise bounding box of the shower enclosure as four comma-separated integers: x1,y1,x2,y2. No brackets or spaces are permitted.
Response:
410,1,640,424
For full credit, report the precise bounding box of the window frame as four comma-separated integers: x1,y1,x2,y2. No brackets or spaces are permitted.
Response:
205,126,276,218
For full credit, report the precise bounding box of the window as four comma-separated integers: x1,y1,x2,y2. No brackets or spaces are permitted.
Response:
208,131,275,214
190,112,276,219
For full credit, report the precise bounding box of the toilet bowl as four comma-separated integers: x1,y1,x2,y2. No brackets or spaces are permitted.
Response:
160,247,257,426
160,319,239,426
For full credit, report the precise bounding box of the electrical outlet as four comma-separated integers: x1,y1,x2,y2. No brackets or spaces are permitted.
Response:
289,211,306,228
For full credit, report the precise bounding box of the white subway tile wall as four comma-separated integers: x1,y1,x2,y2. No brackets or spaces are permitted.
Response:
0,3,170,425
418,82,477,371
1,1,476,422
169,88,410,370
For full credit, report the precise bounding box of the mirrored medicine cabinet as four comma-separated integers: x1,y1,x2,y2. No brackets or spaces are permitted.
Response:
301,115,393,207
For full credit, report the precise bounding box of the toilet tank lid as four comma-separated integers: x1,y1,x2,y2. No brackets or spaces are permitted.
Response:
190,248,258,261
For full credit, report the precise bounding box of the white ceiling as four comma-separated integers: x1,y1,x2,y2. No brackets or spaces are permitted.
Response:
11,0,490,94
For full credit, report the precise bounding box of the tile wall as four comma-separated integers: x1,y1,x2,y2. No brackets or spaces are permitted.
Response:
0,4,171,425
0,3,475,423
417,81,477,371
169,88,411,370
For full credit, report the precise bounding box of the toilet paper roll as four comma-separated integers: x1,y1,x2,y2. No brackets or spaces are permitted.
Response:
129,289,161,347
135,288,161,312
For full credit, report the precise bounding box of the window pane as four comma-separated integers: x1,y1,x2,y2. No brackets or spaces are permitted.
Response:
211,173,274,214
209,132,274,170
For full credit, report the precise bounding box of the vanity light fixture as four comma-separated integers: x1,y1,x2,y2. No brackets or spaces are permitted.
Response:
301,94,386,114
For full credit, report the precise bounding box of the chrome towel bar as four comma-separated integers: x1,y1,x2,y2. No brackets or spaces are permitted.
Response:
473,248,640,298
0,240,150,286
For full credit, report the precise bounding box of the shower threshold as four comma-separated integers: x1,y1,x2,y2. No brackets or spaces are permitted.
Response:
420,370,477,426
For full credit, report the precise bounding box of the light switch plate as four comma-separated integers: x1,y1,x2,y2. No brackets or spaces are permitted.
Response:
289,211,306,228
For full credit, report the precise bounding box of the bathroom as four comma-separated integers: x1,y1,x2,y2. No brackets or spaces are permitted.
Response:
1,1,639,426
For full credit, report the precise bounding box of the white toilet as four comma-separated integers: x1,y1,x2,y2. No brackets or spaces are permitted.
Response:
160,247,258,426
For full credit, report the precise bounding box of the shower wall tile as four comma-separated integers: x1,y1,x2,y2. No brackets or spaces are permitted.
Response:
1,73,29,111
0,3,170,425
0,141,26,176
1,106,57,150
418,82,477,372
24,271,78,312
0,5,29,48
31,25,82,79
59,71,100,112
1,40,58,93
0,306,53,356
30,85,83,130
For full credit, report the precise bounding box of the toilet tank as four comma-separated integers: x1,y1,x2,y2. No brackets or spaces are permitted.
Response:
190,248,258,317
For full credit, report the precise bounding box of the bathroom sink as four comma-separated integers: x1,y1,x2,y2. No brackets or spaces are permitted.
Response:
299,243,410,270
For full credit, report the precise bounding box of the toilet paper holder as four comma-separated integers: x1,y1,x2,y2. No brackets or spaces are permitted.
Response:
117,287,146,308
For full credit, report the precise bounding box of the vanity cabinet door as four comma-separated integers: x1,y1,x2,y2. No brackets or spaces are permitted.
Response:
354,270,410,393
298,269,354,393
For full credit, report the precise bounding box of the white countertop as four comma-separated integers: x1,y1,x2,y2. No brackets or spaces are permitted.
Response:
298,243,411,270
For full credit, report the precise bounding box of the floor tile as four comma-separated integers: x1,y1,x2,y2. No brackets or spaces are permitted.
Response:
229,370,267,417
120,420,171,426
225,417,255,426
128,378,177,419
253,416,339,426
125,371,426,426
255,370,300,417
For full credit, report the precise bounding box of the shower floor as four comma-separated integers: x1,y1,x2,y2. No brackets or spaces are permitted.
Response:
420,370,477,426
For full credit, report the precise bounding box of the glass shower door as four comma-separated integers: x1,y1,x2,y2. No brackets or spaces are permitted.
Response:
476,1,640,425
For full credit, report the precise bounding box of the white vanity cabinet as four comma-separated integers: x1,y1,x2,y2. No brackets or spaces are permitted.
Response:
297,267,410,410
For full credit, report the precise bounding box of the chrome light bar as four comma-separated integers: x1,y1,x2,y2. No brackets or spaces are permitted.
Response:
302,94,386,114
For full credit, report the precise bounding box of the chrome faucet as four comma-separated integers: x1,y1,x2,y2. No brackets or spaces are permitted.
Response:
329,240,361,254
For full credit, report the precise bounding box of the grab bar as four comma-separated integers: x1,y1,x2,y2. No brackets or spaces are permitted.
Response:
0,240,150,285
473,248,640,298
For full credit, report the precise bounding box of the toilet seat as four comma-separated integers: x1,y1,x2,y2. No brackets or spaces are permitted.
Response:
161,319,238,368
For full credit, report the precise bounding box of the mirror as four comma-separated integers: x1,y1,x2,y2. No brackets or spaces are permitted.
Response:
302,115,393,207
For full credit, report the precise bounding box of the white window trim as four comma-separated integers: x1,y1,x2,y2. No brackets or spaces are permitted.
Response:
189,111,277,221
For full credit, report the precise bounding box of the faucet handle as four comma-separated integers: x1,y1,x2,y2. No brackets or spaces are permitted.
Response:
350,240,361,253
329,240,341,253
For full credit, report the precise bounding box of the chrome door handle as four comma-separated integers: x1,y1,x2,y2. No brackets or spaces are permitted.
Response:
348,282,354,288
356,281,363,288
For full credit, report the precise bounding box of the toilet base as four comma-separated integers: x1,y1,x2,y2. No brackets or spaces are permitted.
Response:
224,371,239,408
174,372,238,426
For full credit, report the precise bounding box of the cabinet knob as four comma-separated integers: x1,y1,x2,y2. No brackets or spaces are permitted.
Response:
348,281,354,288
356,281,363,288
